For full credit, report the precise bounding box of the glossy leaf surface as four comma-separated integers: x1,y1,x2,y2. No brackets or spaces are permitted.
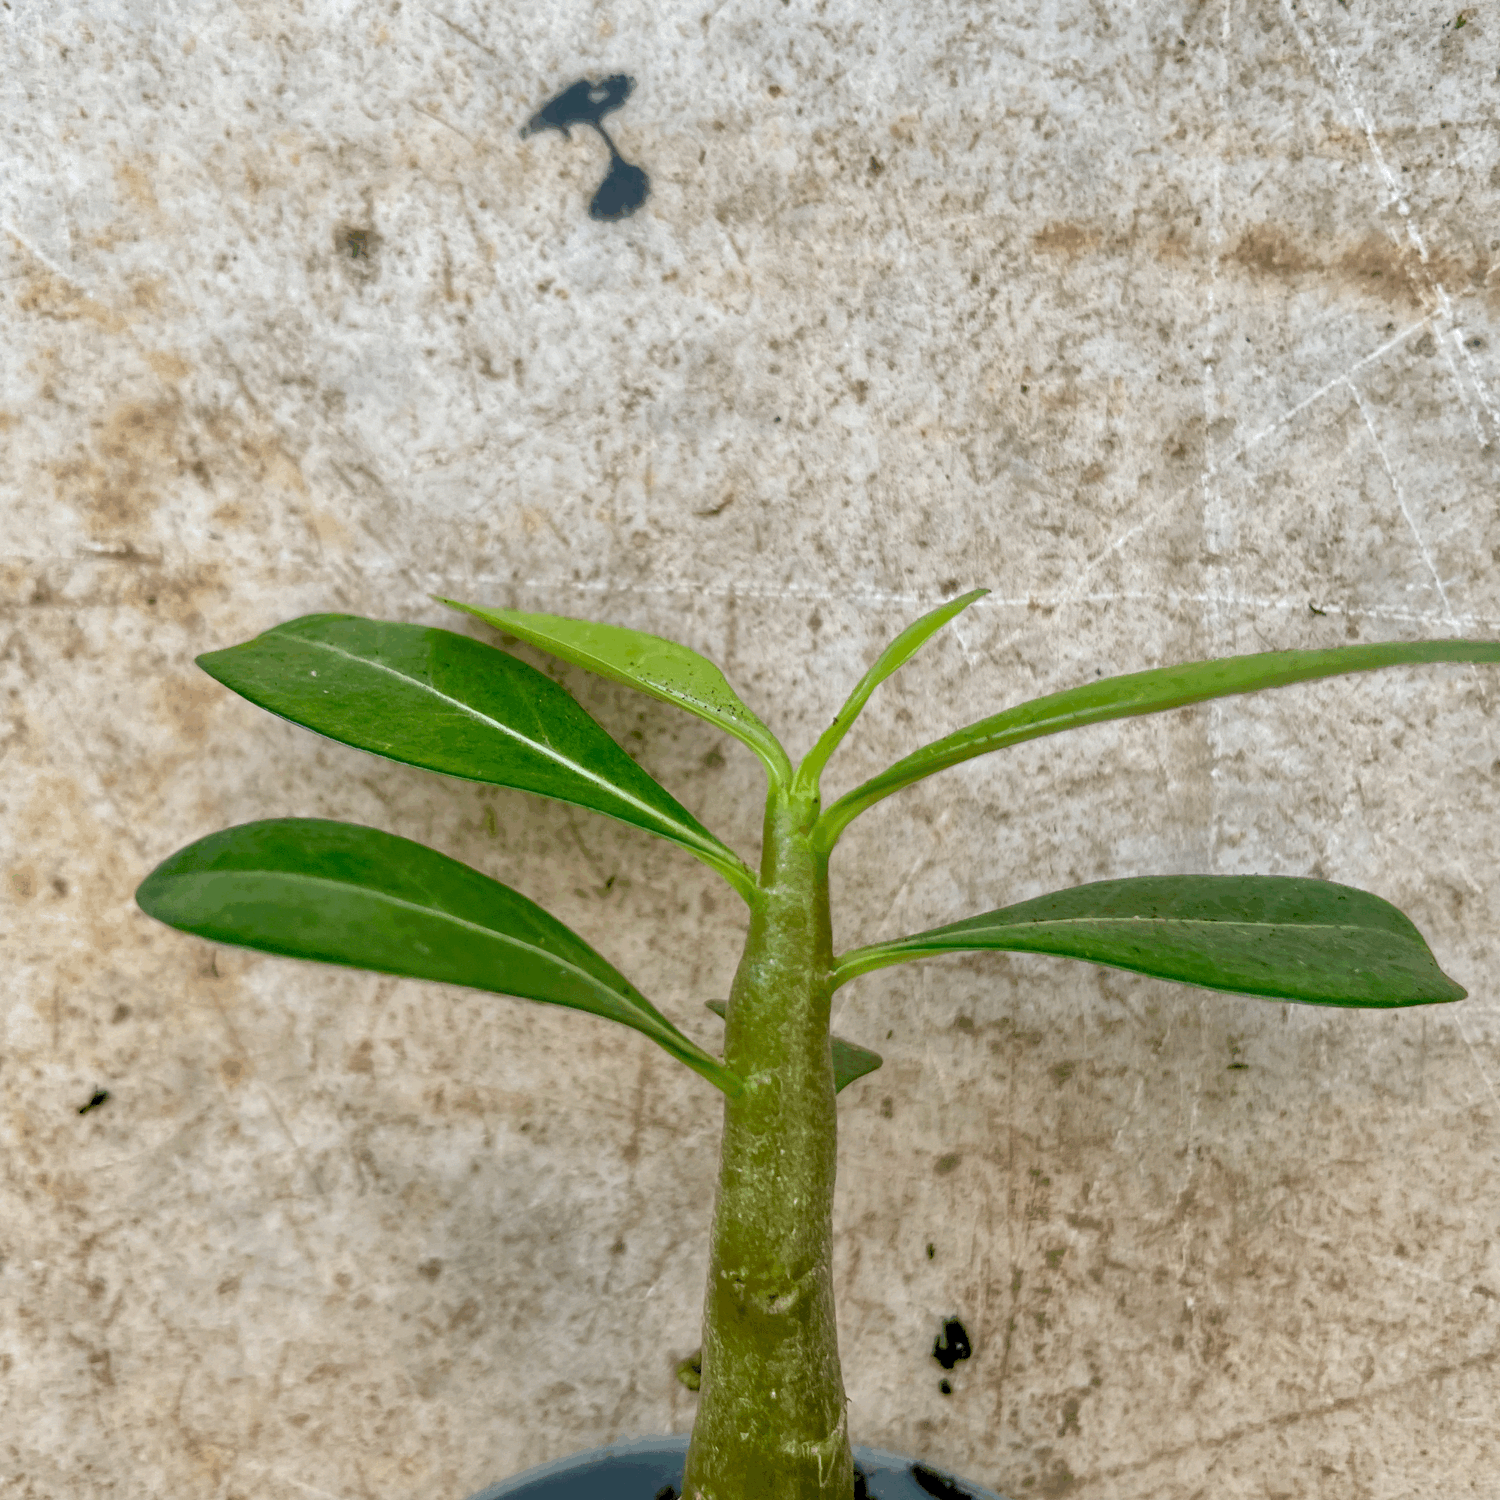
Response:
816,638,1500,848
137,819,743,1095
198,615,756,903
833,875,1464,1007
704,1000,883,1093
439,598,793,786
795,589,988,794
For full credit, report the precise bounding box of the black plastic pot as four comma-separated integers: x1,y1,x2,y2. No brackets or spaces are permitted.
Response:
468,1434,1013,1500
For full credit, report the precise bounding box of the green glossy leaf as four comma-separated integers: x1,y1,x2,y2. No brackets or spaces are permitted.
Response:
832,875,1464,1007
703,1000,884,1093
816,639,1500,849
438,598,793,787
795,589,988,795
138,819,744,1095
198,615,757,904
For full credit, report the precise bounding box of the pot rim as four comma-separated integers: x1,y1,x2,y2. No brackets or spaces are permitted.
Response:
466,1433,1014,1500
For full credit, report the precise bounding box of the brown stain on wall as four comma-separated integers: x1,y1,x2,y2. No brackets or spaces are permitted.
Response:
307,510,351,548
1,776,142,1008
145,351,192,382
1032,222,1101,258
128,276,170,316
113,157,161,215
0,554,230,630
16,270,128,333
48,393,308,544
50,400,186,537
201,408,309,496
1224,224,1481,309
152,673,222,746
1030,216,1485,310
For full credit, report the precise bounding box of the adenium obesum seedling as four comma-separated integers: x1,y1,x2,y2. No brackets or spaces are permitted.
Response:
137,593,1500,1499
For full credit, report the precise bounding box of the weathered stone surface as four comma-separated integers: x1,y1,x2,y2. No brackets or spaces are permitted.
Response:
3,2,1498,1497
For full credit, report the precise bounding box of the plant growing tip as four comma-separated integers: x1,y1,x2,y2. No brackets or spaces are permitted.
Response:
793,588,988,797
137,594,1496,1499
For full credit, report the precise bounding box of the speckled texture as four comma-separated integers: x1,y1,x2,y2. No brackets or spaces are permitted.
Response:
3,2,1499,1497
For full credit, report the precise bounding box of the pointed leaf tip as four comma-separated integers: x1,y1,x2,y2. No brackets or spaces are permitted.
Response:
797,588,989,793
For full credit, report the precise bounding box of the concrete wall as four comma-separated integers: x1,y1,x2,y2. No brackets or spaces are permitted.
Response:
4,2,1499,1496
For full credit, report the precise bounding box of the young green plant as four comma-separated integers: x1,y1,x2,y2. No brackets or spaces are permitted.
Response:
136,595,1499,1499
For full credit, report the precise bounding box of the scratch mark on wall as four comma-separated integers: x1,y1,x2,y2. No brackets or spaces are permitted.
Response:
1083,1339,1500,1484
1279,1,1494,449
1449,1010,1500,1121
1347,380,1459,631
1232,314,1433,457
4,220,83,293
207,984,330,1219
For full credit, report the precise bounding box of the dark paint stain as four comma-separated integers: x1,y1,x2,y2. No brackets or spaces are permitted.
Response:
77,1089,110,1115
933,1317,972,1370
910,1463,973,1499
522,75,651,221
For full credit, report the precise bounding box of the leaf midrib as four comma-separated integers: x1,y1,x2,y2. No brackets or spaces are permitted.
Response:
919,914,1395,938
290,635,724,860
159,864,673,1030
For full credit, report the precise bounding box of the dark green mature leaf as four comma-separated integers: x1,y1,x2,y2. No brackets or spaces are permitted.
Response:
815,639,1500,849
439,598,794,787
794,589,988,795
198,615,757,903
832,876,1464,1007
703,1000,884,1093
137,819,744,1096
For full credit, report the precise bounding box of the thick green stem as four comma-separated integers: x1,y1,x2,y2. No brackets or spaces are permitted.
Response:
681,790,853,1500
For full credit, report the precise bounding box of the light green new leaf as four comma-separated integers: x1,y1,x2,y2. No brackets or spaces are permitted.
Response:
137,819,744,1096
833,875,1464,1007
703,1000,883,1093
794,589,988,795
816,639,1500,849
439,598,793,788
198,615,757,904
